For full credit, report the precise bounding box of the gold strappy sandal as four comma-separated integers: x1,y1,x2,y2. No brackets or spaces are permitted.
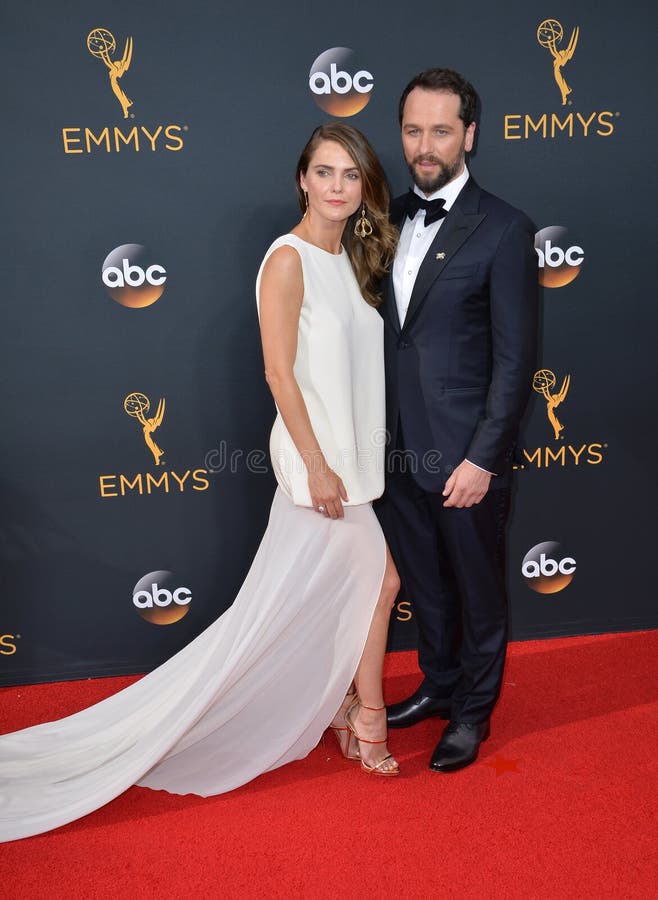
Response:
344,699,399,777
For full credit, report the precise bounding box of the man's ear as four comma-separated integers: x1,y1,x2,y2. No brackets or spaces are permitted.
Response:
465,122,476,153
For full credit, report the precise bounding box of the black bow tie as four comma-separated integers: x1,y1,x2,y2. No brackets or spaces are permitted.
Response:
404,189,448,226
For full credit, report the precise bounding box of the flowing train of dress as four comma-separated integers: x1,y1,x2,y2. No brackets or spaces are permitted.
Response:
0,489,385,842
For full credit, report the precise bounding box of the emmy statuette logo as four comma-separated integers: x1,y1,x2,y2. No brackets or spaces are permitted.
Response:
87,28,134,119
515,370,607,471
537,19,579,107
98,395,211,499
124,393,166,466
533,370,570,440
503,22,617,141
61,29,186,154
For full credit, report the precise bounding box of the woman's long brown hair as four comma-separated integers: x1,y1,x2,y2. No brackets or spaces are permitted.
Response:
295,124,398,307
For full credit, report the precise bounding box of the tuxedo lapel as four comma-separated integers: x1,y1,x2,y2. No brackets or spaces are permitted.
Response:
382,275,401,334
402,179,485,333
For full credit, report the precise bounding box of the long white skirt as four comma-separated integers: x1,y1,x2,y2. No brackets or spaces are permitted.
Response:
0,488,386,842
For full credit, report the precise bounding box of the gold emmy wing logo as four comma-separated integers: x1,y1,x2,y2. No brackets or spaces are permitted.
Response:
537,19,579,106
533,369,570,440
124,393,165,465
87,27,134,118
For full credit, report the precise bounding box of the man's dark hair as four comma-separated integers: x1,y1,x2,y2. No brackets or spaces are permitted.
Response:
398,68,479,127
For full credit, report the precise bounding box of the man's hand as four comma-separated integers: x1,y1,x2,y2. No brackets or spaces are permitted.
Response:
442,460,492,508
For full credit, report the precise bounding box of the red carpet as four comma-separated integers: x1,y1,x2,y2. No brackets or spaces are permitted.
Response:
2,631,657,899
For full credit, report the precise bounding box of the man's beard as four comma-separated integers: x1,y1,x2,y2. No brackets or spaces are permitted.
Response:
408,150,464,195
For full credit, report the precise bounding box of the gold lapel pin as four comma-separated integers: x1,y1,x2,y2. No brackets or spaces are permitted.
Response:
436,252,446,260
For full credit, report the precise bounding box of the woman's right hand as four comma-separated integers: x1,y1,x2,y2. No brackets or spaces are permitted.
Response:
308,464,349,519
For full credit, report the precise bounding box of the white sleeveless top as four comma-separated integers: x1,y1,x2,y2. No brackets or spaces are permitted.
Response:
256,234,385,507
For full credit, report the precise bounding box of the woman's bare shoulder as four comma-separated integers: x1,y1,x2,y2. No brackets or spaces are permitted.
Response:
262,243,302,277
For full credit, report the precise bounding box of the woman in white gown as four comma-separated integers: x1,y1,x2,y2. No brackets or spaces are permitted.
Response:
0,124,400,842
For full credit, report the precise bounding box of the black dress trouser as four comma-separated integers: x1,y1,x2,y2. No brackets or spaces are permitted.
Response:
375,457,511,724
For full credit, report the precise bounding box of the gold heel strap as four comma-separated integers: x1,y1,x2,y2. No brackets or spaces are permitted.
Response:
344,702,388,744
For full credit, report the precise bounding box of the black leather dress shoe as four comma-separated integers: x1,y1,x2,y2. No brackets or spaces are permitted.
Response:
386,689,452,728
429,720,490,772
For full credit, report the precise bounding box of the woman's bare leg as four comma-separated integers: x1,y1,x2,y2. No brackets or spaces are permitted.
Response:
352,543,400,771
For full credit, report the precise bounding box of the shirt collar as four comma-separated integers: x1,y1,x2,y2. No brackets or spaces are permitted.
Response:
412,165,469,213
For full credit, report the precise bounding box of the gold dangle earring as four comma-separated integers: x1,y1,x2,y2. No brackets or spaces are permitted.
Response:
354,205,373,238
302,190,309,220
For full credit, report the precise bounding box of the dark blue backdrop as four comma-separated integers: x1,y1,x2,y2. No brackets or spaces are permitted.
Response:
1,1,655,684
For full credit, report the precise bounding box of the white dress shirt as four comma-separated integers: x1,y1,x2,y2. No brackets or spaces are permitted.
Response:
393,166,470,327
392,167,494,477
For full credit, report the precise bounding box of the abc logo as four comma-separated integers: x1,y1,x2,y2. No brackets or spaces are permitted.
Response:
309,47,374,117
522,541,576,594
102,244,167,308
535,226,584,288
132,570,192,625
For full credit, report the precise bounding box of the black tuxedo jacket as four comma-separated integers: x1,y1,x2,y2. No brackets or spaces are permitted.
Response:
382,177,538,491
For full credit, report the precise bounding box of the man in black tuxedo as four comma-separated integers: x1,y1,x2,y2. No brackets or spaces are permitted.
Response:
376,68,537,771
